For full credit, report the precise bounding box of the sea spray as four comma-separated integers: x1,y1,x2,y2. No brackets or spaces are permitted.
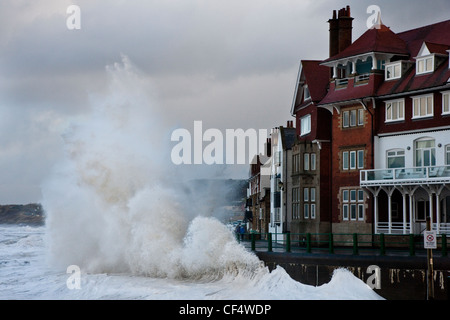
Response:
41,55,263,279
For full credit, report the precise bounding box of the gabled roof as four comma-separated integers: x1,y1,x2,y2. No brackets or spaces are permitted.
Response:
322,24,409,64
397,20,450,58
302,60,330,101
291,60,329,114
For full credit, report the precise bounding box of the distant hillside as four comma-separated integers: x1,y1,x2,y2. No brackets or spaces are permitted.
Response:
0,204,44,225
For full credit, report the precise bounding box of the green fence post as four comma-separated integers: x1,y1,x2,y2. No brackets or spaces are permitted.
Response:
379,233,385,256
306,233,311,253
286,233,291,253
268,233,272,252
409,234,415,256
251,233,255,251
353,233,359,255
442,234,447,257
329,233,334,254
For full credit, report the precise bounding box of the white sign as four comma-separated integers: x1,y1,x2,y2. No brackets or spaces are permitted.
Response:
424,231,437,249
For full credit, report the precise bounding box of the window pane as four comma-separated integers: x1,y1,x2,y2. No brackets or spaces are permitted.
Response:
358,190,364,202
446,145,450,165
343,204,348,220
304,188,309,202
413,98,419,116
310,188,316,202
343,152,349,170
358,150,364,169
311,153,316,170
358,109,364,125
304,153,309,170
386,103,392,120
426,57,432,71
418,60,424,73
350,151,356,169
443,94,449,113
399,101,404,118
420,97,426,115
358,204,364,220
350,110,356,126
350,204,357,220
343,111,349,127
311,204,316,219
427,96,433,115
343,190,349,202
304,204,309,219
394,64,400,77
350,190,356,202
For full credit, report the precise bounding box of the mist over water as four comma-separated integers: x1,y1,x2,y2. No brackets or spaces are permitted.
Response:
41,56,262,279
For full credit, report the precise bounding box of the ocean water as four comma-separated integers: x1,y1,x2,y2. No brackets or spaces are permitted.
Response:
1,57,383,300
0,223,382,300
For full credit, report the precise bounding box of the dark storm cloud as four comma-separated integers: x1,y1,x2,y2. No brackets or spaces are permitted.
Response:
0,0,448,203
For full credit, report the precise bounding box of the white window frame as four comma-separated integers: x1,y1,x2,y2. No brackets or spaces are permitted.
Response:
416,55,434,75
300,114,311,136
350,151,356,170
387,149,405,168
446,145,450,166
385,99,405,122
342,111,349,128
342,151,349,170
304,153,310,171
412,94,434,119
358,109,364,126
385,62,401,80
357,150,364,169
350,110,357,127
442,91,450,115
310,153,316,171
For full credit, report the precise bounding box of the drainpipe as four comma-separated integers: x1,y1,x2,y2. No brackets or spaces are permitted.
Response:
359,98,375,233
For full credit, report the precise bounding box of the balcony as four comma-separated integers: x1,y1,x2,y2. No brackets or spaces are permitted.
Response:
360,165,450,187
334,73,370,89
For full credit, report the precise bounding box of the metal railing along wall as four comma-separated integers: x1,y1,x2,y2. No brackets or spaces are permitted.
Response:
236,232,448,257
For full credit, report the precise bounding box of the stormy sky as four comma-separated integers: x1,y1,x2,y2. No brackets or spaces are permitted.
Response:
0,0,449,204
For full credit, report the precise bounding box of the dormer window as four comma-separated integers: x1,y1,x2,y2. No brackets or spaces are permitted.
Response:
385,62,401,80
416,55,434,75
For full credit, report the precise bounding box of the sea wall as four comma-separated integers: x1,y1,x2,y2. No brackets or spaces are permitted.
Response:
255,251,450,300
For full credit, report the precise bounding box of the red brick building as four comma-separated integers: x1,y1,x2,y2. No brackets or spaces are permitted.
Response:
292,6,450,236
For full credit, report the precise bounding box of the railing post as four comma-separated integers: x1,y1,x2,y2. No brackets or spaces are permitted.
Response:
267,233,272,252
442,234,447,257
306,233,311,253
409,234,415,256
286,233,291,253
353,233,359,255
251,233,255,251
379,233,385,255
329,233,334,254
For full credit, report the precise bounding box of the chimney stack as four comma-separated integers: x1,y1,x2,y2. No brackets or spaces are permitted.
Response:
328,5,353,58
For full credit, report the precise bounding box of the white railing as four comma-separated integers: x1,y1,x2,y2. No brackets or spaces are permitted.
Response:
355,73,370,83
361,165,450,186
335,78,349,87
376,222,450,235
376,222,411,234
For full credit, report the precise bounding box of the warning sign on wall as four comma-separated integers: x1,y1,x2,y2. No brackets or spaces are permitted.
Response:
424,230,437,249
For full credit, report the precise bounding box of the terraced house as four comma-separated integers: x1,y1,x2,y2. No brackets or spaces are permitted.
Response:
290,6,450,237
